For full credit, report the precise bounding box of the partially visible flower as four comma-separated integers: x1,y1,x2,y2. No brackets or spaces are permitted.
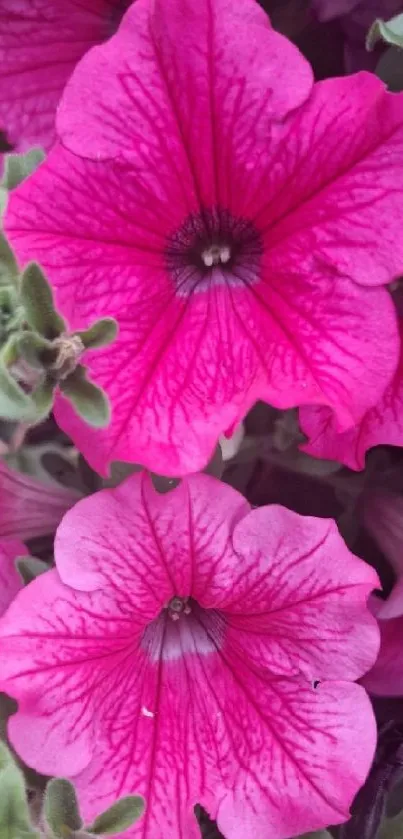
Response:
0,538,24,616
0,0,131,167
0,458,80,541
313,0,402,72
359,491,403,697
0,472,379,839
300,319,403,471
5,0,403,476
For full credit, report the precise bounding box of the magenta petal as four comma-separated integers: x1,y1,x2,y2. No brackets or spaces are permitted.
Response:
0,0,130,158
0,538,24,616
300,320,403,470
0,473,380,837
0,459,80,541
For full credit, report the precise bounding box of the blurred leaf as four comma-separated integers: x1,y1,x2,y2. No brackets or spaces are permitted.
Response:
376,46,403,92
367,13,403,50
297,833,332,839
0,235,17,286
1,149,44,192
30,378,55,421
0,743,38,839
20,263,65,339
85,795,144,835
0,363,35,420
76,317,118,350
379,811,403,838
1,335,20,367
60,365,110,428
44,778,82,838
16,555,50,585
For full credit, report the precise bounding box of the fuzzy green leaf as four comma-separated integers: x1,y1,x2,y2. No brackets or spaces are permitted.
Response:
76,318,118,350
0,743,37,839
0,235,17,287
1,149,44,192
61,365,110,428
20,263,66,339
17,332,53,370
44,778,82,839
16,555,50,585
85,796,145,835
367,13,403,50
0,362,34,420
30,379,55,421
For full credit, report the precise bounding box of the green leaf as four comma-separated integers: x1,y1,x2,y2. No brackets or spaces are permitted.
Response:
16,555,50,585
0,362,35,420
20,263,66,339
17,332,54,370
0,235,17,287
76,318,118,350
85,795,145,835
0,743,37,839
376,46,403,91
60,365,110,428
30,378,55,421
44,778,82,839
367,13,403,50
1,149,44,192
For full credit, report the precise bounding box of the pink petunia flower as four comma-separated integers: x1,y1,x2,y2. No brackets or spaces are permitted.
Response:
0,458,80,541
360,491,403,697
0,0,131,163
5,0,403,476
0,472,380,838
299,319,403,471
0,538,25,617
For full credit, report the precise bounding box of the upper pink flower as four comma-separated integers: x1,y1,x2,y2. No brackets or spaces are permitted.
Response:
0,458,80,541
5,0,403,476
0,472,380,838
300,318,403,470
0,538,24,616
0,0,131,162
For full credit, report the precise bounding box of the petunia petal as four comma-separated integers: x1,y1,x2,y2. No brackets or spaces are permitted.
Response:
300,323,403,470
0,0,130,160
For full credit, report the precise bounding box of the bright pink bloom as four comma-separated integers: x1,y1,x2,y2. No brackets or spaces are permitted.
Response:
0,459,80,541
0,472,379,838
6,0,403,477
0,539,25,617
300,320,403,470
360,491,403,697
0,0,131,163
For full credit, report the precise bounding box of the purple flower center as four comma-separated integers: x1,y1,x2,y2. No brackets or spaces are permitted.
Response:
141,597,226,661
165,207,263,297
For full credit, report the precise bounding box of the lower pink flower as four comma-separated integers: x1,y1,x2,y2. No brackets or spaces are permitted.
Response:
0,539,24,616
0,473,379,838
300,319,403,470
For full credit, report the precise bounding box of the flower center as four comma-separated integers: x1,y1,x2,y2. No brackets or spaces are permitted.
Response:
165,207,263,297
141,597,225,662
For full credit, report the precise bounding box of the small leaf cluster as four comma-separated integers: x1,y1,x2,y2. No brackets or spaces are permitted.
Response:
0,152,117,430
0,744,144,839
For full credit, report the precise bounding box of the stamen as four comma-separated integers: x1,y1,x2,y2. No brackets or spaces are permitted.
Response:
201,244,232,267
166,595,191,621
